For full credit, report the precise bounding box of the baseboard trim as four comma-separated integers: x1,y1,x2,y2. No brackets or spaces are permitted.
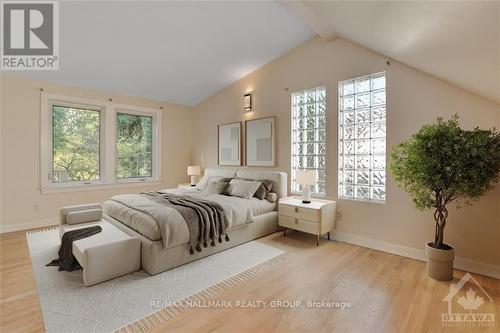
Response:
331,231,500,280
0,218,58,234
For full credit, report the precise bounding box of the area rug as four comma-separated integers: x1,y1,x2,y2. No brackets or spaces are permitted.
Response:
27,227,285,333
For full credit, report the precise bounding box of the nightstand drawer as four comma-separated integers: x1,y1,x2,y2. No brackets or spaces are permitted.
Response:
297,207,320,222
278,204,320,222
278,204,296,217
279,215,320,235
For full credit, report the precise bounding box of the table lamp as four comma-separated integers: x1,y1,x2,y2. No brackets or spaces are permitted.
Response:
296,170,316,204
187,166,201,186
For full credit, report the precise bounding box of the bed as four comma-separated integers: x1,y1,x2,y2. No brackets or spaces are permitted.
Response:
102,168,287,275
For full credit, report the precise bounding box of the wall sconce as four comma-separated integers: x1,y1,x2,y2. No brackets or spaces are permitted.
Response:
244,93,252,111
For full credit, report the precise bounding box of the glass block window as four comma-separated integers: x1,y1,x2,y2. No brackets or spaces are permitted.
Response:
338,72,386,202
291,86,326,196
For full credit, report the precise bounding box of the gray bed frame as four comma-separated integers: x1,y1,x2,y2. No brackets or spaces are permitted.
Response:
104,168,288,275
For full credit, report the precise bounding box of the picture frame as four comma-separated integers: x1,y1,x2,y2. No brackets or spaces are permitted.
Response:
245,116,275,167
218,122,242,166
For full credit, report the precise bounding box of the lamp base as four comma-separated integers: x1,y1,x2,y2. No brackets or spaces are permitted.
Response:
190,175,197,187
190,184,196,187
302,186,312,204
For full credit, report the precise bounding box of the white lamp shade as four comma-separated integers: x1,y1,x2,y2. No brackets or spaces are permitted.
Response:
187,166,201,176
296,170,316,186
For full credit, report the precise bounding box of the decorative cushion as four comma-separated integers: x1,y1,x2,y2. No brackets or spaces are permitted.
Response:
196,176,230,191
265,192,277,203
204,181,229,195
195,175,210,190
236,178,273,200
236,170,287,200
60,203,101,225
253,180,274,200
227,179,262,199
66,208,103,225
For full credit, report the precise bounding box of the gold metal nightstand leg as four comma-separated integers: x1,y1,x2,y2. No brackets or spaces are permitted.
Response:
316,235,319,246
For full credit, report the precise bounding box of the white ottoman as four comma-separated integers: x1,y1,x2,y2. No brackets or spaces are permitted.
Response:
60,204,141,286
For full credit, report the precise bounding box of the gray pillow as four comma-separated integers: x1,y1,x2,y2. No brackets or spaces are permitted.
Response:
236,178,273,200
227,179,262,199
253,180,274,200
204,181,229,194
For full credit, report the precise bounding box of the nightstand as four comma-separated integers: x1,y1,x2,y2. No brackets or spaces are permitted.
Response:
278,197,336,246
177,183,196,189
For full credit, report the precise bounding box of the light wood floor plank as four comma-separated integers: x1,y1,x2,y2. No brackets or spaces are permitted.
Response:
0,228,498,333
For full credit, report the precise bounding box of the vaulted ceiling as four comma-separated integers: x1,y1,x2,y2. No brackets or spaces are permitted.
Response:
12,1,500,106
280,1,500,104
13,1,314,106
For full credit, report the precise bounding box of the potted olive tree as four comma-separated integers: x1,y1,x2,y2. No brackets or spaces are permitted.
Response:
390,115,500,281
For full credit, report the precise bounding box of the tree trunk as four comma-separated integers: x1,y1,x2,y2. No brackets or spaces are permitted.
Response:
433,207,448,249
436,223,444,248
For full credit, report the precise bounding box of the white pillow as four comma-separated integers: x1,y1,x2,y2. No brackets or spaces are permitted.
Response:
227,179,262,199
195,175,211,190
66,208,102,225
265,192,277,203
196,176,227,191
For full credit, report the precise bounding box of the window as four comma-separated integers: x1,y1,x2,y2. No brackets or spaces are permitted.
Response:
116,112,153,179
291,86,326,196
41,93,161,192
338,72,386,202
52,105,101,183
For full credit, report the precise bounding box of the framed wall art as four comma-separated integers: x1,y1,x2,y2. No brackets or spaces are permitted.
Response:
245,116,275,167
218,122,242,166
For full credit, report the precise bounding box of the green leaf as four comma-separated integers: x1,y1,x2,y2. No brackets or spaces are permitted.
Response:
390,114,500,211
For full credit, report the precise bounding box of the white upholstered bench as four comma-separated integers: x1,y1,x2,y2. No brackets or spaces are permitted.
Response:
59,204,141,286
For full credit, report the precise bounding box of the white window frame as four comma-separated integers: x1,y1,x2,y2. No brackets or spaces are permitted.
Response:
338,72,386,203
40,93,162,193
290,86,327,197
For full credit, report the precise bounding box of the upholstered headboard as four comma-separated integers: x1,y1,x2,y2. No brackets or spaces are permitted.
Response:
203,168,288,199
204,168,237,178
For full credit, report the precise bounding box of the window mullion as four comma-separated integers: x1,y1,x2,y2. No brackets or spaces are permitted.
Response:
103,105,115,184
42,93,161,191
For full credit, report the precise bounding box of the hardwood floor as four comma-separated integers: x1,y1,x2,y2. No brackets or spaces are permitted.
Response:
1,228,499,333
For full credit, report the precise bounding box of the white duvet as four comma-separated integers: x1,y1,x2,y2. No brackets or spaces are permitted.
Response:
102,188,274,248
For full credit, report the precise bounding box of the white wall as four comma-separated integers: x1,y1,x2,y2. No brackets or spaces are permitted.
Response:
1,36,499,277
191,37,500,271
0,74,193,232
0,73,3,227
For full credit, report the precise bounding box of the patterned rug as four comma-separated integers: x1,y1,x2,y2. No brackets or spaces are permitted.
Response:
27,227,285,333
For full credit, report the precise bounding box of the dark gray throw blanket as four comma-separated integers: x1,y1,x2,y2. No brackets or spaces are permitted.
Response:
46,226,102,271
141,191,229,255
